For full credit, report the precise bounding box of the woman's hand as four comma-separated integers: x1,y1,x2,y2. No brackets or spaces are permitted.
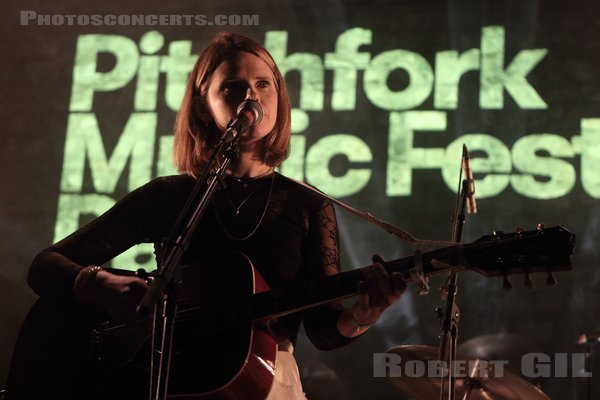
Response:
74,266,148,323
352,254,407,326
338,254,407,337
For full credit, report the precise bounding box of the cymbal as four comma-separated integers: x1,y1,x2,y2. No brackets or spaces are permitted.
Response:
458,333,534,369
385,345,549,400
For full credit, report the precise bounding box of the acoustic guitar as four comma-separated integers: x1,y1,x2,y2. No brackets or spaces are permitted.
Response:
6,225,574,399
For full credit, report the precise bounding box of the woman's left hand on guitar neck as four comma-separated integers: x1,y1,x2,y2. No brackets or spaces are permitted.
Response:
337,255,407,337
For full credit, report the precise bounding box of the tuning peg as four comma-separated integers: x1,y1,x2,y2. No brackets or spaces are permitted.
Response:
536,223,545,232
502,275,513,291
546,272,558,287
524,272,534,289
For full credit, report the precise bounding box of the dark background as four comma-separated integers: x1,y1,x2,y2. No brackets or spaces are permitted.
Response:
1,0,598,398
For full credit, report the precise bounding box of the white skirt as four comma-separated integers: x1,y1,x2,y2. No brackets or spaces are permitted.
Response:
265,342,308,400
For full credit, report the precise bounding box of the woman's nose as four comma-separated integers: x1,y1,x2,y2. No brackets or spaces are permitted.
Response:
245,87,257,100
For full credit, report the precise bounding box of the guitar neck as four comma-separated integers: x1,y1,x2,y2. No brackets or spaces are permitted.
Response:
251,250,446,320
176,246,457,333
249,246,458,321
173,225,575,334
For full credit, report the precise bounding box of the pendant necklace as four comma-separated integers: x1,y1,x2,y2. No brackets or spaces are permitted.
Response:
214,172,275,241
224,179,265,217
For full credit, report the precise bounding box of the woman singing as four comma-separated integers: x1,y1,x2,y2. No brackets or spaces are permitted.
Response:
10,32,406,400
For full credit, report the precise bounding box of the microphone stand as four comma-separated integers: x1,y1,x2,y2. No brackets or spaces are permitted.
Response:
137,127,241,400
437,145,475,400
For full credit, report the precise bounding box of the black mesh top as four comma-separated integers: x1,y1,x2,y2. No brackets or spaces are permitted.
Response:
28,172,357,350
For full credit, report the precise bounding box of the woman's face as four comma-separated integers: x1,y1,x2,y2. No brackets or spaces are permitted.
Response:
204,51,278,147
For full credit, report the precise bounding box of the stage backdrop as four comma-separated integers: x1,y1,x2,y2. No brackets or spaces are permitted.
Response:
1,0,598,398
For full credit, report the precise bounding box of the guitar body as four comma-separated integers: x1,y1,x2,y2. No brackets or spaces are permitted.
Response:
7,252,278,400
7,295,111,399
167,252,277,399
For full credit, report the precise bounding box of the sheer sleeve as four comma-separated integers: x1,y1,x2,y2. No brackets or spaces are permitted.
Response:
302,199,358,350
27,178,169,300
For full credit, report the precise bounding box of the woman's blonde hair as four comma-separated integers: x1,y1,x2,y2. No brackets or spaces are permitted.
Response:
173,32,291,176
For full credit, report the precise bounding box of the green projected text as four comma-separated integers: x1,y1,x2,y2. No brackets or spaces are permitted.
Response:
56,27,599,269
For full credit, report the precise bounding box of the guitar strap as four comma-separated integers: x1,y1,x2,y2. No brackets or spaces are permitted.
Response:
279,174,420,245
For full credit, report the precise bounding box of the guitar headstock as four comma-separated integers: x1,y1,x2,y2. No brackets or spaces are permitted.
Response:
465,225,575,289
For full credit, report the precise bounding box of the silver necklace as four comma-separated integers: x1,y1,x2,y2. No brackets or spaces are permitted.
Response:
214,172,275,241
223,178,265,217
228,169,274,188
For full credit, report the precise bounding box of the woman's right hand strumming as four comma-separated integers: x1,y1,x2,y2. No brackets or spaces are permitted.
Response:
73,266,148,323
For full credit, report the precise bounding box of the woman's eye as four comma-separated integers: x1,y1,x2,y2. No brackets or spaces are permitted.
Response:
257,80,271,88
222,82,243,93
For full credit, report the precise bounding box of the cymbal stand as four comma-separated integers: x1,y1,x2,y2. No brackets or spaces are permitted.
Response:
461,359,485,400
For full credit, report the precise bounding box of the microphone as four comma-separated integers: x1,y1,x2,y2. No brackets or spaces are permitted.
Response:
461,144,477,214
222,99,264,143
